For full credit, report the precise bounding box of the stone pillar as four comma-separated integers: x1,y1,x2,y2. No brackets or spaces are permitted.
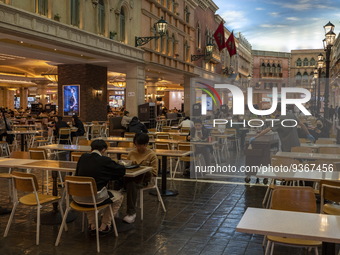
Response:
145,79,158,103
125,64,145,116
184,75,194,116
20,87,28,109
58,64,107,122
35,81,50,107
3,88,14,109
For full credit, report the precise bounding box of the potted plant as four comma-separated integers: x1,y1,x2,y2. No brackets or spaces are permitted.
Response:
53,14,61,21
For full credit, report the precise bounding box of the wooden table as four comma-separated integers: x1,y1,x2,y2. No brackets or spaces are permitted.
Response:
237,207,340,254
276,151,340,161
301,143,340,149
7,130,41,151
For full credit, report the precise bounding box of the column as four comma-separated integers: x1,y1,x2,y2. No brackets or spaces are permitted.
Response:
3,88,14,109
184,75,195,116
35,81,50,107
145,79,158,103
58,64,107,122
125,64,145,116
20,87,28,109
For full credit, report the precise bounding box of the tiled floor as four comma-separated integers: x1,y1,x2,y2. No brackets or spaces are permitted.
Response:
0,173,324,255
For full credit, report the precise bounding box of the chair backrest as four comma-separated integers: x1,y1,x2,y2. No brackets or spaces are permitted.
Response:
148,128,157,132
299,138,309,143
155,142,170,150
178,143,191,151
319,147,340,154
10,151,30,159
124,132,135,138
65,176,97,197
59,128,71,136
320,180,340,205
29,148,47,160
316,139,334,144
157,134,170,139
180,127,190,133
11,171,39,193
71,152,85,162
270,186,316,213
91,125,101,134
171,135,187,141
78,139,92,146
291,146,316,153
117,141,134,148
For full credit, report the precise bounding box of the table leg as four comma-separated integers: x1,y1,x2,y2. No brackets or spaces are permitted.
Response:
150,155,178,196
20,134,25,151
322,242,335,254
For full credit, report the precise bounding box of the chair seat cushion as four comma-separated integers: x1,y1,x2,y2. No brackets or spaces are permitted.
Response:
19,193,61,206
323,203,340,215
267,235,322,246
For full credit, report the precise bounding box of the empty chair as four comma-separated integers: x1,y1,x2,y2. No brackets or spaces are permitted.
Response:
161,126,171,132
139,177,166,220
117,141,134,148
0,141,10,156
316,139,334,144
171,135,187,141
58,128,72,144
4,172,63,245
265,186,321,255
320,180,340,215
55,176,119,253
70,152,86,162
318,147,340,154
90,125,102,139
124,132,136,138
156,134,170,140
78,139,92,146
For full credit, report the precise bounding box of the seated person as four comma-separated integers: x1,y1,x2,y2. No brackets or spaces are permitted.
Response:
127,116,148,133
74,139,126,234
178,117,194,129
121,111,132,130
188,119,211,165
71,115,85,138
53,116,69,136
123,133,158,223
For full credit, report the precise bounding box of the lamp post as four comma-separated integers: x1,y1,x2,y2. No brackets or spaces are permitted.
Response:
247,74,251,87
191,43,214,61
322,21,336,119
317,53,324,116
135,17,168,47
313,68,318,115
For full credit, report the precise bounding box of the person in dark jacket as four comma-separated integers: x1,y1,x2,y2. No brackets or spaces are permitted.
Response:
127,116,148,133
71,115,85,138
54,116,69,136
75,139,126,234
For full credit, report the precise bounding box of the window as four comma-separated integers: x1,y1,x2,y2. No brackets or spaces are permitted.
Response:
70,0,80,26
296,58,302,67
277,63,282,73
37,0,48,16
272,63,276,73
172,34,177,57
184,40,190,62
197,23,201,49
119,7,125,42
266,63,271,73
166,31,170,55
261,63,266,73
303,58,308,66
98,0,105,35
184,6,190,23
310,58,315,66
302,71,309,82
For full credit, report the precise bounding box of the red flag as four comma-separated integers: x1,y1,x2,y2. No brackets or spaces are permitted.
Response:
213,22,226,51
226,32,237,57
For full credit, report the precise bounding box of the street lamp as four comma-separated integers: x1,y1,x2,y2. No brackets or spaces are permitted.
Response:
322,21,336,119
191,43,214,61
135,17,168,47
313,68,318,115
316,53,324,115
247,74,252,87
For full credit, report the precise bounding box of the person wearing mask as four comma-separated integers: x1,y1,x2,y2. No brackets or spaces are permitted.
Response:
75,139,126,234
121,111,132,130
249,104,315,152
71,115,85,139
123,133,158,223
127,116,148,133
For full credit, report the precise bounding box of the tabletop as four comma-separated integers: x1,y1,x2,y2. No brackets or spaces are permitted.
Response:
276,151,340,161
237,207,340,243
300,143,340,149
7,130,41,135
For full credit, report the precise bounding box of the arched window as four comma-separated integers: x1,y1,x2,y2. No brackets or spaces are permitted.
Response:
303,58,309,66
197,23,201,49
302,71,309,83
119,7,126,42
266,63,271,73
172,33,177,57
98,0,105,35
184,6,190,23
310,58,316,66
261,63,266,73
184,41,189,61
296,58,302,67
272,63,276,73
296,71,302,85
70,0,80,26
37,0,48,16
277,63,282,73
321,71,326,78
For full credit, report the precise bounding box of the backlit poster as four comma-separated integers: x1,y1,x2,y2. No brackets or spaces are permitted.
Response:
63,85,80,116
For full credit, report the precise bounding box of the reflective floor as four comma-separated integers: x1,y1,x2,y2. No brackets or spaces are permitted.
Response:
0,172,327,255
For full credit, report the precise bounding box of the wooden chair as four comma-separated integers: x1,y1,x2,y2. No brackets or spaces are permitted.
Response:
156,134,170,140
264,186,321,255
170,135,187,141
316,139,334,144
155,143,173,177
90,125,102,139
318,147,340,154
161,126,171,132
78,139,92,146
117,141,134,148
291,146,316,153
0,141,10,156
172,143,200,179
139,177,166,220
58,128,72,144
320,180,340,215
70,152,85,162
55,176,119,253
124,132,135,138
4,172,63,245
180,127,190,133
